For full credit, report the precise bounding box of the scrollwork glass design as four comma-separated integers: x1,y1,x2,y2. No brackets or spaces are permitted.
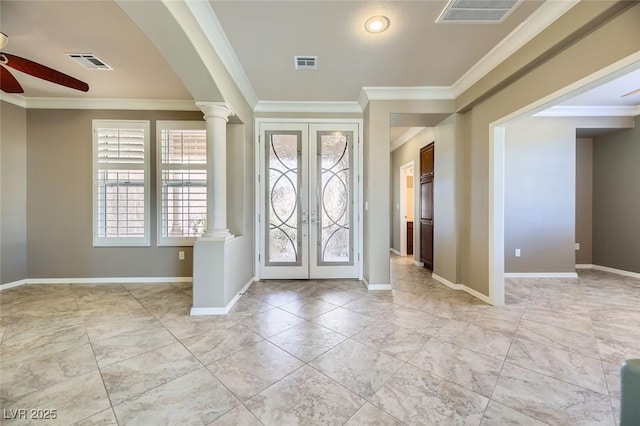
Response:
318,132,352,264
266,132,301,264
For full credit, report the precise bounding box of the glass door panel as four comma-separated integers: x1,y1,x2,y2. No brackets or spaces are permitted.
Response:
260,124,308,279
310,124,358,278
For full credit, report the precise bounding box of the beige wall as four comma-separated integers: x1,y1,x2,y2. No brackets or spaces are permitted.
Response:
456,2,640,296
1,101,27,284
576,137,593,265
593,115,640,273
433,115,460,284
26,109,203,278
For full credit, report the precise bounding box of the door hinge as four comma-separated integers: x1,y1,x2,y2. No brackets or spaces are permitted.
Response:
258,213,260,223
258,254,261,262
258,174,261,183
358,253,360,261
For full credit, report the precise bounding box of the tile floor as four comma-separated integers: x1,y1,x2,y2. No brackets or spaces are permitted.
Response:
1,255,638,425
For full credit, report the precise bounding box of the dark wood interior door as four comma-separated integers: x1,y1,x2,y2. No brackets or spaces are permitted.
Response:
420,143,434,269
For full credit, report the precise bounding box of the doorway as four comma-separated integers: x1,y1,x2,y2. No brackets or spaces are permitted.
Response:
258,122,360,280
399,161,415,257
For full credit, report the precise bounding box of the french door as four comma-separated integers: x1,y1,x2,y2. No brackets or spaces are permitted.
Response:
258,122,359,279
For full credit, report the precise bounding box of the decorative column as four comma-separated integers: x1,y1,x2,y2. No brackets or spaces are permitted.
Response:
197,102,234,240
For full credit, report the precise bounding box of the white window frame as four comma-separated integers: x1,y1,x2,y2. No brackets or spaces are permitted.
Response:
92,120,150,247
156,121,207,247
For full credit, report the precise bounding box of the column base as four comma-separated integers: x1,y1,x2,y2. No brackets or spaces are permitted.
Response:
200,229,234,241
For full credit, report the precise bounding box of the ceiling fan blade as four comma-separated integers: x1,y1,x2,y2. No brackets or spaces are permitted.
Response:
2,53,89,92
0,65,24,93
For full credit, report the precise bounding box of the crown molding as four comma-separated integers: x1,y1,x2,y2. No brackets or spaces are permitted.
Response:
0,95,199,111
254,101,362,114
185,0,259,109
0,93,27,108
534,105,640,117
362,86,455,103
390,127,427,152
451,0,580,97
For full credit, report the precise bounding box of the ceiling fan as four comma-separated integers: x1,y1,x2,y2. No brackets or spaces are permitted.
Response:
0,32,89,94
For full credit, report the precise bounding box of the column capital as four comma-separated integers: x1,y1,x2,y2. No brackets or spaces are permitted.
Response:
196,102,234,122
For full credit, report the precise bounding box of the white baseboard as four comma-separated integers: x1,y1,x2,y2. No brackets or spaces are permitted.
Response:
0,276,193,290
413,260,425,267
575,264,594,269
390,248,401,256
432,273,492,305
591,264,640,279
362,276,391,291
503,272,578,279
190,277,255,316
0,279,27,291
367,283,393,290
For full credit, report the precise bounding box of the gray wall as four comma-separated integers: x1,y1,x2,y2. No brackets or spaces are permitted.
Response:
575,137,593,265
593,116,640,273
505,117,577,273
1,101,27,284
26,108,203,278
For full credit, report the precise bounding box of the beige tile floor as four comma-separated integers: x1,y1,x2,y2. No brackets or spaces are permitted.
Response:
1,255,638,425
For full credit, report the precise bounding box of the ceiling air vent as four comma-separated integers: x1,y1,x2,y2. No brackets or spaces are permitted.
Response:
67,53,112,70
436,0,522,24
295,56,318,70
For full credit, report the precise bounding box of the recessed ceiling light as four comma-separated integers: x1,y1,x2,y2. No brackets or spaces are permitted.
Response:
365,16,390,33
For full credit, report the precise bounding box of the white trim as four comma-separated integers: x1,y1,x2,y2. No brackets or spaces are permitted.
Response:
451,0,580,97
184,0,259,109
390,248,401,256
357,89,370,110
0,93,27,108
1,277,192,289
367,283,392,291
432,274,492,304
362,86,455,101
255,101,362,114
391,127,426,152
413,260,425,267
11,97,198,111
190,276,254,316
575,264,594,269
362,276,391,291
0,280,27,291
398,160,415,258
488,124,506,307
534,105,640,117
503,272,579,278
591,264,640,279
635,105,640,116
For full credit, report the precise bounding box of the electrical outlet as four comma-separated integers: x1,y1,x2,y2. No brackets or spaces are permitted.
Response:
178,251,185,261
575,243,580,251
515,248,521,257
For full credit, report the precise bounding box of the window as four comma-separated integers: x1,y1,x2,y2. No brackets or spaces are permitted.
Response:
93,120,150,246
157,121,207,246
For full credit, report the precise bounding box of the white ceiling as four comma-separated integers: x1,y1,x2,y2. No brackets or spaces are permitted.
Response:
210,0,543,102
0,1,191,99
559,68,640,107
2,0,637,113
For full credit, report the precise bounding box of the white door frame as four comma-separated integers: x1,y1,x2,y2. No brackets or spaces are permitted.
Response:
399,161,414,257
254,118,364,281
488,52,640,306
